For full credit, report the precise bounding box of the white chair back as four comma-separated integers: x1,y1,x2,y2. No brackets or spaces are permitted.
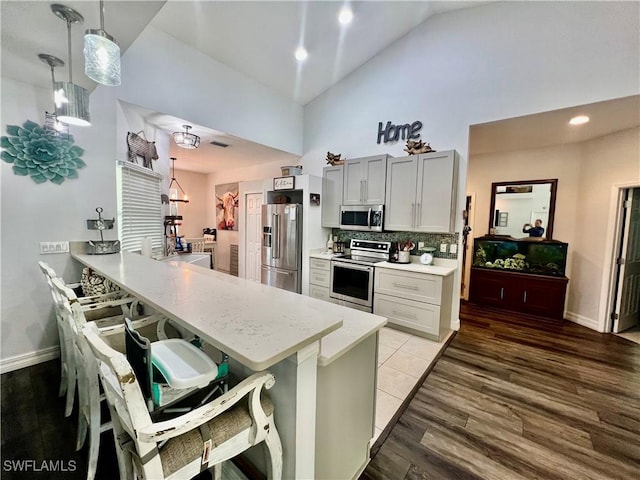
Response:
82,323,283,480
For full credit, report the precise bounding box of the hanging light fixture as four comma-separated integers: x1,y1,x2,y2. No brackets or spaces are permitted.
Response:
51,4,91,126
172,125,200,149
38,53,69,135
168,157,189,203
84,0,121,86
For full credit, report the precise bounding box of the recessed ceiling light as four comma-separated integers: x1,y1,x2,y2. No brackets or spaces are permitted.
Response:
295,46,308,62
569,115,590,125
338,7,353,25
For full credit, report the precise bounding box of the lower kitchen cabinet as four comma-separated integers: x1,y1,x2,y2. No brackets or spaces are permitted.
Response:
469,267,568,320
309,256,332,301
374,266,453,341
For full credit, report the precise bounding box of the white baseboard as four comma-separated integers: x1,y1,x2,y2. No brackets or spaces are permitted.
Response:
565,311,600,331
0,346,60,374
451,318,461,330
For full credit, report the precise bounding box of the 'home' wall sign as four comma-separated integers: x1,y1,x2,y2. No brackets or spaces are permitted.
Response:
377,120,422,144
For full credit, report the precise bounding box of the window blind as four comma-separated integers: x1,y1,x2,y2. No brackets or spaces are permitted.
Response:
117,161,164,254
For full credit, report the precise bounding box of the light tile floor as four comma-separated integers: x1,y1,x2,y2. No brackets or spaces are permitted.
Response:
373,326,453,442
616,325,640,345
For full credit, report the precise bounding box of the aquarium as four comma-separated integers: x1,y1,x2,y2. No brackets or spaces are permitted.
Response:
472,236,568,277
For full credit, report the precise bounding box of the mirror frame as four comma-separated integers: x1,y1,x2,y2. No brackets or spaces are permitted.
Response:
488,179,558,239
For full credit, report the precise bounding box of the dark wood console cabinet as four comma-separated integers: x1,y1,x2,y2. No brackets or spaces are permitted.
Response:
469,267,568,320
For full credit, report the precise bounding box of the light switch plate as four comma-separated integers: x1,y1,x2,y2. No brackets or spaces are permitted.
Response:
440,243,447,253
450,243,458,254
418,241,425,249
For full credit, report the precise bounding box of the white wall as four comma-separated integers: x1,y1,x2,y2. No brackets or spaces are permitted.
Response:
573,128,640,330
117,26,303,156
1,78,119,368
302,1,639,330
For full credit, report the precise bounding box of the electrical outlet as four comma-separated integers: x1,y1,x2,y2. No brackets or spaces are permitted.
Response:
40,241,69,254
440,243,447,253
450,243,458,254
418,241,425,249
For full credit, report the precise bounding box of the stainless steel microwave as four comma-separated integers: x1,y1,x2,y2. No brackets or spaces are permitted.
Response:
339,205,384,232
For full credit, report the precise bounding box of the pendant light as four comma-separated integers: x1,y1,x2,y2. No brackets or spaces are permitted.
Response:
51,4,91,126
84,0,121,86
172,125,201,149
168,157,189,203
38,53,69,135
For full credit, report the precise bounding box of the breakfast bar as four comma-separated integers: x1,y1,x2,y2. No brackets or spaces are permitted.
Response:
71,251,386,479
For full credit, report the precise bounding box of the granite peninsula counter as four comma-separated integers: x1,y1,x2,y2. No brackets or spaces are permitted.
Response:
72,252,386,479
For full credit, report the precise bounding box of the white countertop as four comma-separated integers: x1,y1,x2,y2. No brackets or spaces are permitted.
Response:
73,252,386,369
309,251,343,260
376,260,456,276
174,261,386,367
72,252,344,371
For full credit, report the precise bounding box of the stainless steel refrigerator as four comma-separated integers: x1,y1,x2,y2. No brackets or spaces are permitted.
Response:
261,203,302,293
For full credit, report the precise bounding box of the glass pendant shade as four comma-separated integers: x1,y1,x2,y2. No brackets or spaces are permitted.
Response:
173,125,200,149
54,81,91,126
84,31,121,86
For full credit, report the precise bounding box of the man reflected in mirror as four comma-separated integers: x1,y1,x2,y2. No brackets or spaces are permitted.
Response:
523,219,545,237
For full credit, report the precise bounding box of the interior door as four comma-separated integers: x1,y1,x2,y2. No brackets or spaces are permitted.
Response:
245,193,263,282
613,188,640,332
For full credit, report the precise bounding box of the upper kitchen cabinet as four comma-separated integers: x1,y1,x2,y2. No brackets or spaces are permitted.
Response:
342,154,389,205
385,150,458,233
321,165,344,228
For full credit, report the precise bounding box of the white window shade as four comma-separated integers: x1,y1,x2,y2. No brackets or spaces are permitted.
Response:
117,161,163,254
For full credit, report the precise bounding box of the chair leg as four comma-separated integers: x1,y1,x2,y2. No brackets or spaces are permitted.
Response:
264,418,283,480
59,340,68,397
86,381,102,480
76,352,88,450
64,363,77,418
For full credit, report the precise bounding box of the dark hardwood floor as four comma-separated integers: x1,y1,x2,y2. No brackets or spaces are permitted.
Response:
362,303,640,480
1,360,120,479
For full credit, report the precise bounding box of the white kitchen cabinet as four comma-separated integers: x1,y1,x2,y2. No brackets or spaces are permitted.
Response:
374,266,453,341
342,154,389,205
384,150,458,233
309,256,331,301
321,165,344,227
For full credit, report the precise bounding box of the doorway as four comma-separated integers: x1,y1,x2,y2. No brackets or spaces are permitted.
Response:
245,193,263,282
609,187,640,334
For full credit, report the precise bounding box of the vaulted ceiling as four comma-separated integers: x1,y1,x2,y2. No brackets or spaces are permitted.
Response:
2,2,637,173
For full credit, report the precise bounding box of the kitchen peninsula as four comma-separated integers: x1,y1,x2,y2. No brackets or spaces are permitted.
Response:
71,251,386,479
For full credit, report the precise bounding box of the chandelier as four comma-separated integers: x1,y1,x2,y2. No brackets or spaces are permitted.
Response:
173,125,200,149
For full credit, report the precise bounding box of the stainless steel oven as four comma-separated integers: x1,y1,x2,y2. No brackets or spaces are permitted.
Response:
330,260,375,309
329,239,390,312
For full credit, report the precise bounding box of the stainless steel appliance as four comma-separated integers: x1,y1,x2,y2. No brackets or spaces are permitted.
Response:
261,203,303,293
330,239,390,311
339,205,384,232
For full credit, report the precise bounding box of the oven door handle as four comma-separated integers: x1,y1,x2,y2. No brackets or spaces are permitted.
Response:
332,261,375,273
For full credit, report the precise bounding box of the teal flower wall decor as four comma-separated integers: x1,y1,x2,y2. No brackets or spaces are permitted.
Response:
1,120,86,184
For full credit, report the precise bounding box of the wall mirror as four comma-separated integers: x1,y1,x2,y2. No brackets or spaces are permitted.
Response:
488,179,558,239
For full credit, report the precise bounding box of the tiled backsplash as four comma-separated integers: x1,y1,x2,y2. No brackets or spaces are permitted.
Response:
332,230,459,259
